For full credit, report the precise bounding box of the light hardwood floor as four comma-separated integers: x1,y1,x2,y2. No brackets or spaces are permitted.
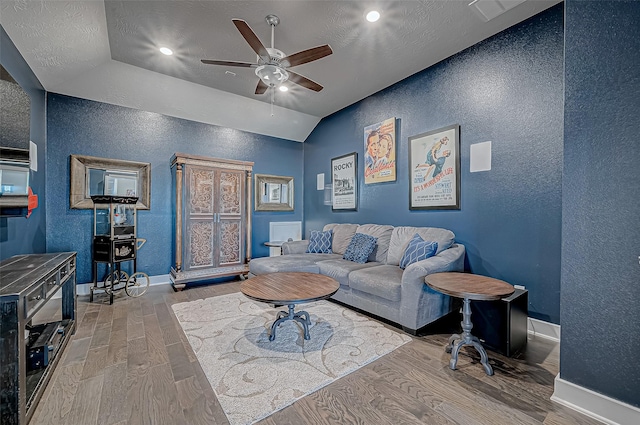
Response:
29,281,601,425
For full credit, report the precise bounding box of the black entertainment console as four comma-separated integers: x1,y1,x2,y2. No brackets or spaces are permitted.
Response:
0,252,77,425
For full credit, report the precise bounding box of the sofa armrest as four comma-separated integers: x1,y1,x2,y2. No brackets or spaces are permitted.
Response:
399,243,466,329
402,243,466,283
282,240,310,255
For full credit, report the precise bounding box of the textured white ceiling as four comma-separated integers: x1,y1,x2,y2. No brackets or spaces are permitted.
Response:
0,0,560,141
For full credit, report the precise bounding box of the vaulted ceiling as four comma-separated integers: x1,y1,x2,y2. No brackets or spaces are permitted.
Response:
1,0,560,141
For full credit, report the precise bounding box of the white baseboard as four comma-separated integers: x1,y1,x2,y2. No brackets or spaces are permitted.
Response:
552,374,640,425
74,273,172,296
527,317,560,342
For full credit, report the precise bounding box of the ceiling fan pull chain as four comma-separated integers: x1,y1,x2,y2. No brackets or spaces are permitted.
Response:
271,89,275,117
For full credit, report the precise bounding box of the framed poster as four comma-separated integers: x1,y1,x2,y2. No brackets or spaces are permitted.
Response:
409,124,460,210
331,152,357,211
364,117,396,184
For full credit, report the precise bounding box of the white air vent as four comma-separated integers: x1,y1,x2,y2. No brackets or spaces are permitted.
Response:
469,0,526,22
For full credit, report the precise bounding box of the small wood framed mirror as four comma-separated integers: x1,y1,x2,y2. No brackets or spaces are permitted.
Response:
254,174,293,212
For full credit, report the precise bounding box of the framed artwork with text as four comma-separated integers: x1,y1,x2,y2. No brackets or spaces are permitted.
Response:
364,117,396,184
409,124,460,210
331,152,357,211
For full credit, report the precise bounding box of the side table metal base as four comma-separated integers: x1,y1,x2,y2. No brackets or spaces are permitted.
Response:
446,298,494,375
269,304,311,341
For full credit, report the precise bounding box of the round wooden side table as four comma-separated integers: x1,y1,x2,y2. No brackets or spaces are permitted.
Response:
241,272,340,341
425,272,515,375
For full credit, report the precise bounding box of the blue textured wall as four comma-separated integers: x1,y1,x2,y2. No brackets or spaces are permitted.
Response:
303,5,564,324
562,0,640,408
0,25,47,259
46,94,303,284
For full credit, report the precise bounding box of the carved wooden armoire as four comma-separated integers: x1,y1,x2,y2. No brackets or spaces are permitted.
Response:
170,153,254,290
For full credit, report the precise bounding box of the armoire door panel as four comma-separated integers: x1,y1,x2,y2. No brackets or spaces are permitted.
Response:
188,167,215,215
187,220,215,269
218,218,242,266
219,170,242,215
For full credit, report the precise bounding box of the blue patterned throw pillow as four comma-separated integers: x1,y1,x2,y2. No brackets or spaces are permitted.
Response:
399,233,438,269
343,233,378,263
306,230,333,253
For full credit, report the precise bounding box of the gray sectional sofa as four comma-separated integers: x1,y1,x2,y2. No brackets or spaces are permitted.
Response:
249,223,466,333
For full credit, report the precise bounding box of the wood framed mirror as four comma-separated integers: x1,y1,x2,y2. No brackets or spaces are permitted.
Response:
70,154,151,209
254,174,294,212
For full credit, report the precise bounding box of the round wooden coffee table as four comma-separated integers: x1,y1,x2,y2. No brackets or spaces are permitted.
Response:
425,272,515,375
241,272,340,341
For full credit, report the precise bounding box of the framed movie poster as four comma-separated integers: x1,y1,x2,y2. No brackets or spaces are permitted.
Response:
331,152,357,211
364,117,396,184
409,124,460,210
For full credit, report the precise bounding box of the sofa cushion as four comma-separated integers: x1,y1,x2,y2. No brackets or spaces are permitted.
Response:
306,230,333,253
343,233,377,263
249,253,341,275
323,223,358,255
316,259,381,286
281,240,309,255
348,265,404,302
387,226,455,266
399,234,438,269
356,224,394,263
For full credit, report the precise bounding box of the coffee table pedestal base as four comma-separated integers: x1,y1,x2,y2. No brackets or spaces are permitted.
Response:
269,304,311,341
446,298,494,376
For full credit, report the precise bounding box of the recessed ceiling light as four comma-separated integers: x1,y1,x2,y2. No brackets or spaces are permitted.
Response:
366,10,380,23
159,47,173,56
279,86,289,92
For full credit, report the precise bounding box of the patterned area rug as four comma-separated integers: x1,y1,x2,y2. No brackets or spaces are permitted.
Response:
172,292,412,425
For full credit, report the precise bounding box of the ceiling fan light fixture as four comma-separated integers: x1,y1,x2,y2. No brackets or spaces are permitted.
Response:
279,86,289,92
366,10,381,22
255,64,289,87
159,47,173,56
201,15,331,95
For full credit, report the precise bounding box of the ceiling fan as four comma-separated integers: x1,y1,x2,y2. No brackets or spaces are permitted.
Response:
201,14,333,95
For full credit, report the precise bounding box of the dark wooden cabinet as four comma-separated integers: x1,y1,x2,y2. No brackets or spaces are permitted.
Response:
0,252,77,424
171,153,254,290
470,288,528,357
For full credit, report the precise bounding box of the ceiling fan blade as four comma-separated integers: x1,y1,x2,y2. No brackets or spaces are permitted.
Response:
232,19,270,62
281,45,333,68
201,59,256,68
255,79,269,95
288,71,324,92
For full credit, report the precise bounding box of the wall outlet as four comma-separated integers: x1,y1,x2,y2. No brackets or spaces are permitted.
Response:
514,284,526,290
